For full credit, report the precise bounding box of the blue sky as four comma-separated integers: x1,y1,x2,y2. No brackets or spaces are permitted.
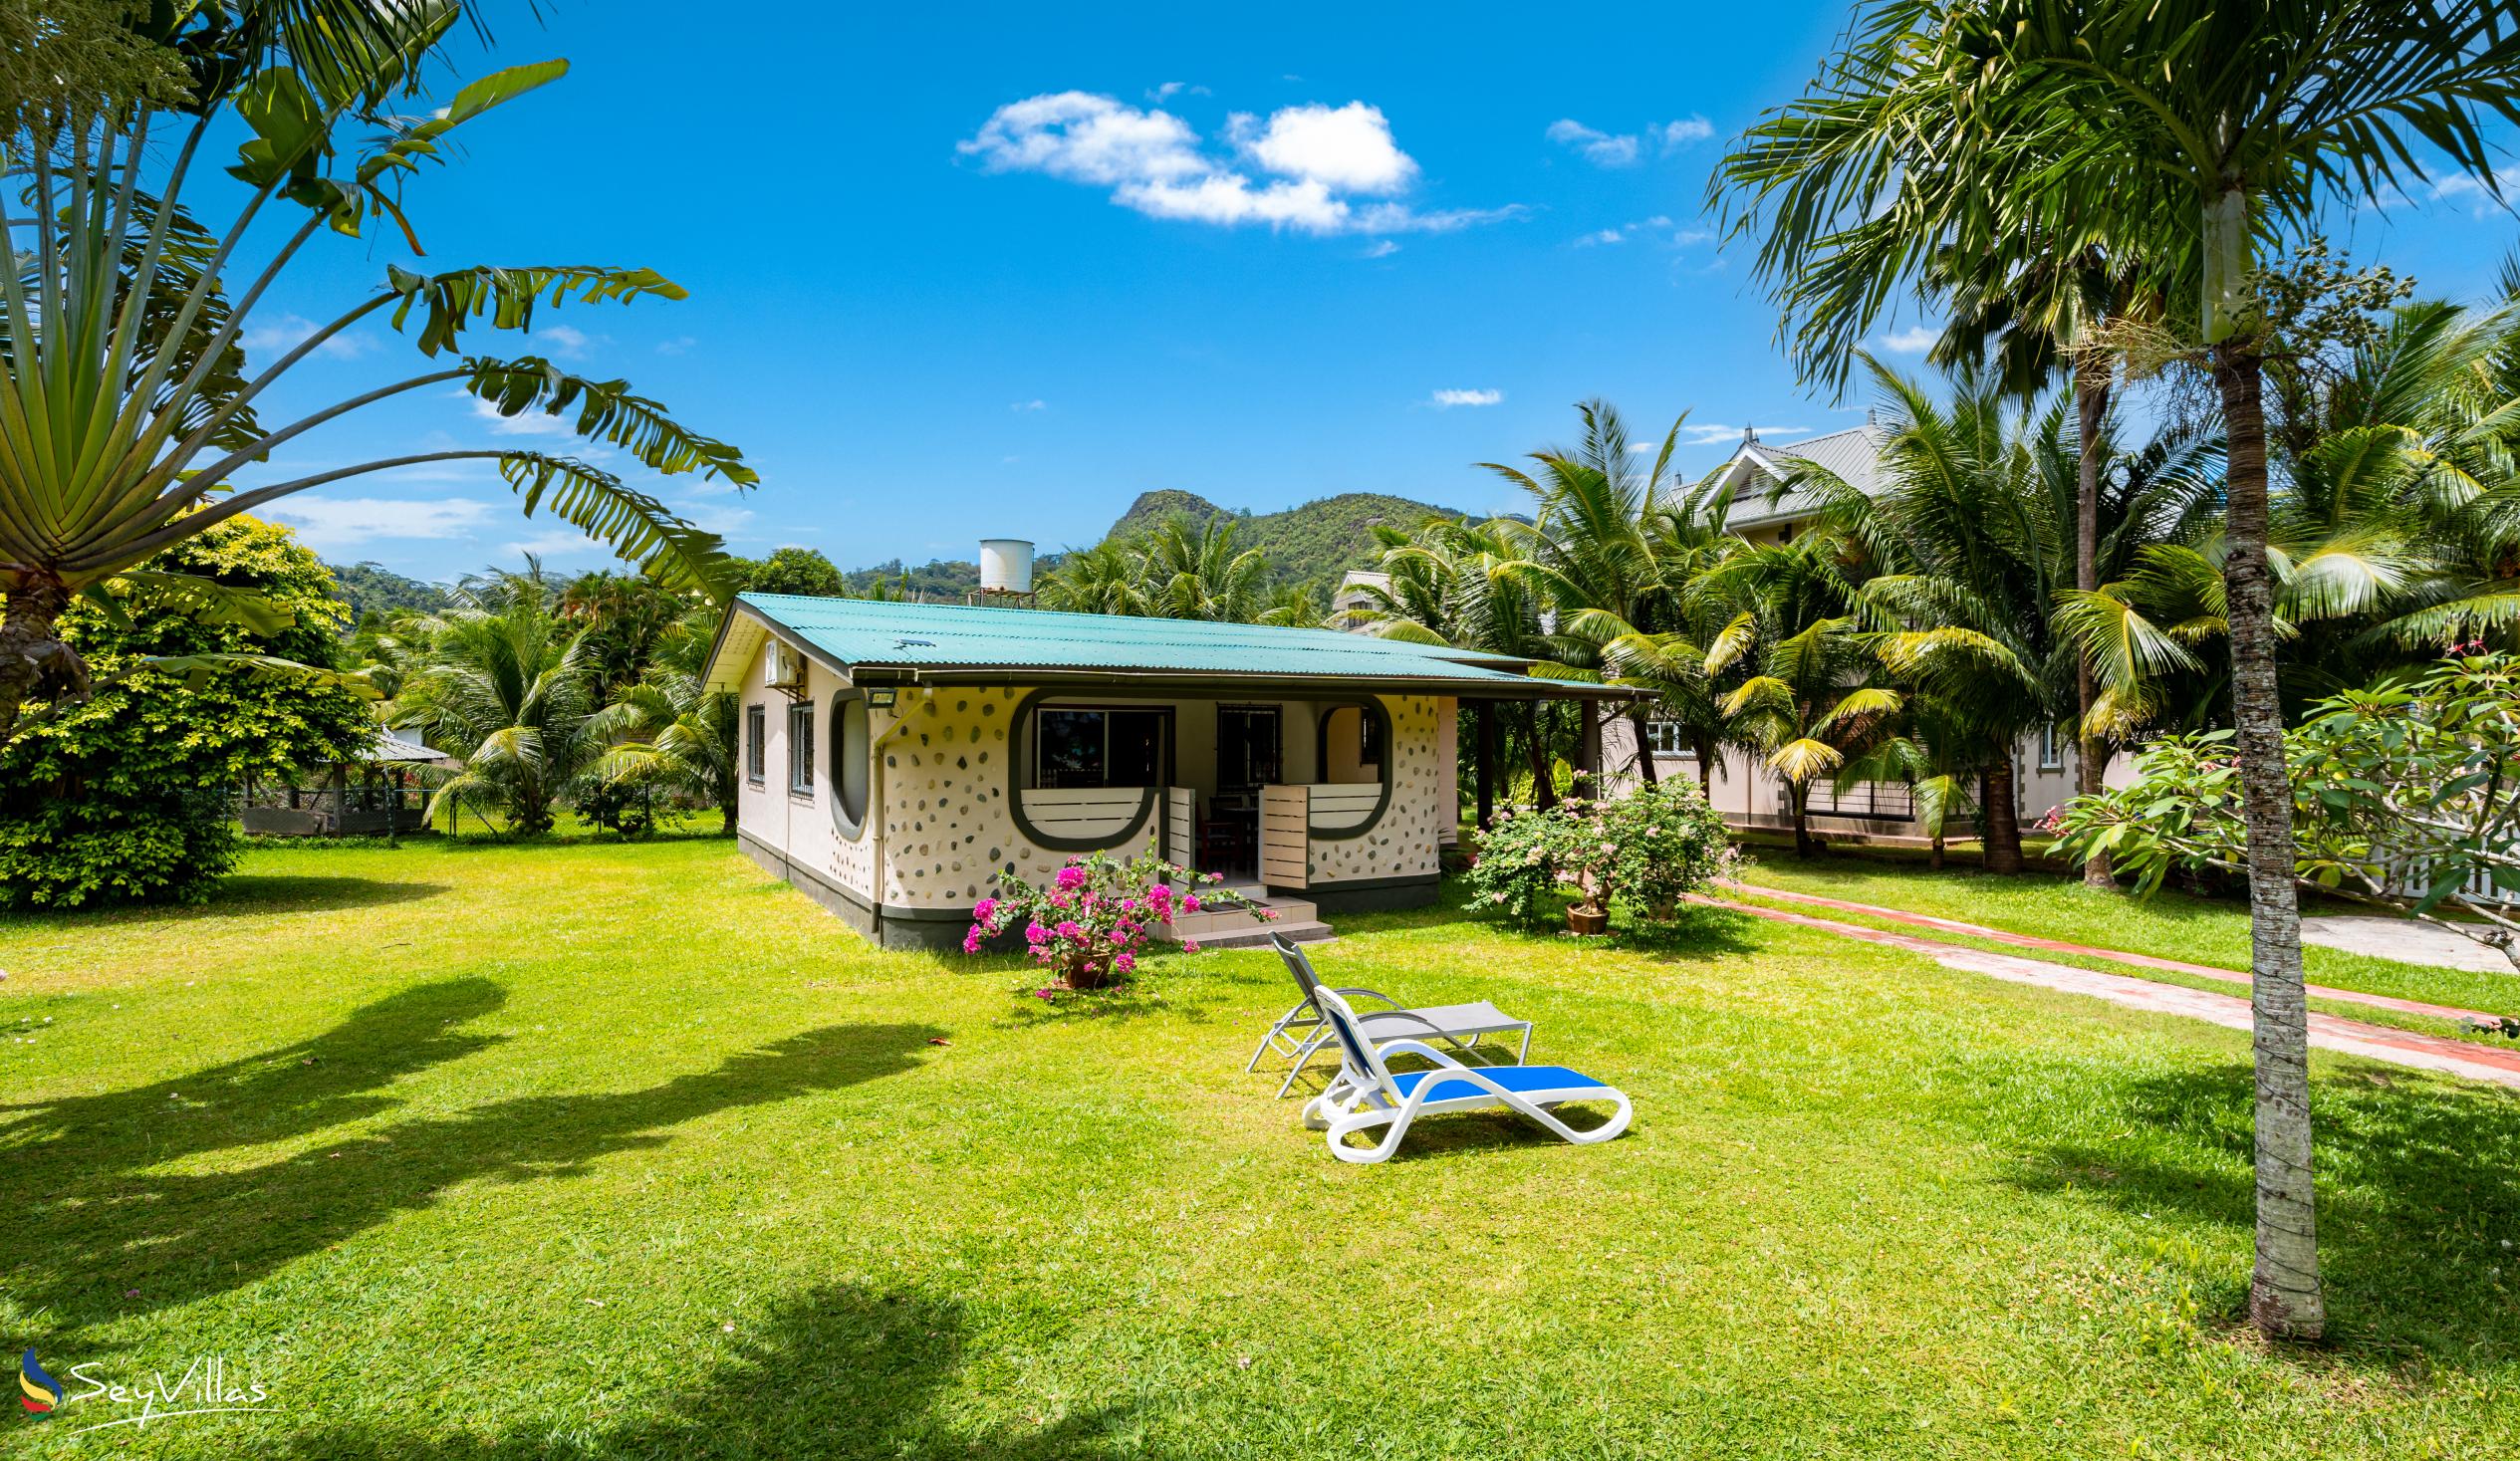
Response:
224,1,2520,584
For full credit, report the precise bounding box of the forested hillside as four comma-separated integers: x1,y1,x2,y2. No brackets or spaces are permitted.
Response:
1098,490,1462,587
328,560,447,618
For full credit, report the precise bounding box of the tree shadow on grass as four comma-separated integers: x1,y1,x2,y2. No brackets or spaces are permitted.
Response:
3,980,941,1333
2004,1059,2520,1359
263,1281,1131,1460
0,874,450,933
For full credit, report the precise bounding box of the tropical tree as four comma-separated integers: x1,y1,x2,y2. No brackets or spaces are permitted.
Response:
738,547,848,598
559,567,693,703
0,1,752,747
1036,541,1146,616
588,607,739,834
1355,515,1567,809
1485,400,1691,786
1717,0,2520,1341
1135,513,1270,622
1794,358,2079,872
393,571,595,836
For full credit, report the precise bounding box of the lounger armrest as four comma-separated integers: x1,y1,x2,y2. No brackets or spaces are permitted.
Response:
1372,1038,1473,1072
1329,986,1401,1010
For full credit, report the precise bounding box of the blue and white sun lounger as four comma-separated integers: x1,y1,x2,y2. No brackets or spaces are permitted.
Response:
1293,964,1634,1165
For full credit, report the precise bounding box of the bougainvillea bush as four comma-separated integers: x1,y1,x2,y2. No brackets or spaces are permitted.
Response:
1465,774,1739,930
964,851,1270,990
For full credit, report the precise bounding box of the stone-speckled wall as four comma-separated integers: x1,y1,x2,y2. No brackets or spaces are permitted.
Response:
1304,693,1443,886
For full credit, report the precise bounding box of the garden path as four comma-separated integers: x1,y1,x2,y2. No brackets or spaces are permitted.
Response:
1695,889,2520,1091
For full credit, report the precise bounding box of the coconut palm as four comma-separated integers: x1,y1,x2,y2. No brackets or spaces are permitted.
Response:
0,2,752,746
588,609,739,835
1135,513,1270,622
1036,542,1146,616
1792,358,2070,872
1485,400,1691,786
1954,0,2520,1339
1356,515,1568,809
393,572,596,837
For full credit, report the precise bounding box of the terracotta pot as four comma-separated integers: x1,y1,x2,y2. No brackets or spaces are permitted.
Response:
1060,953,1120,991
1565,905,1610,937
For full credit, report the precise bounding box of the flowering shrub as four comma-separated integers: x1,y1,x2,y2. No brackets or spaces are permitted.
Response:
962,851,1271,989
1464,774,1738,928
2053,646,2520,971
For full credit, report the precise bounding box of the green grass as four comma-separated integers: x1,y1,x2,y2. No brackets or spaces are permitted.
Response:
1731,848,2520,1022
2,838,2516,1458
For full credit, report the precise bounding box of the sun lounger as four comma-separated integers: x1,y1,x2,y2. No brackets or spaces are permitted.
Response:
1249,934,1533,1098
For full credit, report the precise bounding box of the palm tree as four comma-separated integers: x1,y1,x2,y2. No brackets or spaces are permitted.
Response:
588,609,739,835
1701,535,1898,856
1486,400,1690,786
0,2,752,746
1135,513,1270,622
394,571,597,837
1356,515,1567,809
1720,0,2520,1340
1836,694,1979,869
1796,358,2077,872
1036,542,1146,616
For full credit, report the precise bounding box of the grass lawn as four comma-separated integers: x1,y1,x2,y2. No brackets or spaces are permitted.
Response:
1729,850,2520,1022
3,836,2516,1458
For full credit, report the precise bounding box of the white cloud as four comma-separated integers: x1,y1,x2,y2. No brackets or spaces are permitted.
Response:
1430,388,1502,408
1882,326,1938,354
1546,119,1638,167
1147,81,1208,102
962,90,1509,237
266,496,494,552
532,323,592,360
1230,102,1416,194
467,396,576,437
1362,239,1399,259
2431,165,2520,216
1656,117,1714,150
655,336,698,356
240,312,376,362
1678,423,1811,446
1011,398,1048,411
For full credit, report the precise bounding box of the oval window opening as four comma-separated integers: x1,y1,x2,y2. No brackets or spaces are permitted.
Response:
831,692,871,836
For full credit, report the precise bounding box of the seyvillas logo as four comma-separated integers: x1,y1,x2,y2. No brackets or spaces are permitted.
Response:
18,1349,62,1417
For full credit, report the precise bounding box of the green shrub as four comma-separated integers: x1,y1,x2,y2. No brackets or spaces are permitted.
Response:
0,516,372,911
1464,775,1738,927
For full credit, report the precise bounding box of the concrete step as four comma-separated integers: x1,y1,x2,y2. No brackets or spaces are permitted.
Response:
1162,918,1334,950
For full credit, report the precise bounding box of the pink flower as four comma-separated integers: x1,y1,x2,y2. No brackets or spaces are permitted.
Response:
1114,951,1135,973
1261,908,1280,920
1034,988,1058,1001
1025,922,1049,944
1183,894,1201,912
974,897,998,921
1147,883,1174,904
1055,864,1088,891
1182,940,1200,953
1121,897,1138,912
1050,891,1071,910
961,931,984,954
1056,920,1084,939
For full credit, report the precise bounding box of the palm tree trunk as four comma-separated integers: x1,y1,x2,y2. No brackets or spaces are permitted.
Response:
1982,758,2024,874
2075,362,2115,889
1627,707,1659,788
1789,782,1813,857
1693,737,1716,798
1928,835,1945,871
0,578,73,745
2213,339,2325,1342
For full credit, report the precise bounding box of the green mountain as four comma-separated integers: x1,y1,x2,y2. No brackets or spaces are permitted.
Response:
1100,489,1464,588
328,559,447,618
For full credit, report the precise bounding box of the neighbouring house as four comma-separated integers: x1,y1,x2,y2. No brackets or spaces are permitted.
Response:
701,591,1625,950
1596,422,2100,844
238,727,445,837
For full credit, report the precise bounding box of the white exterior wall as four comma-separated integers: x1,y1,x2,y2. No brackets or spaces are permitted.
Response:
735,627,1448,925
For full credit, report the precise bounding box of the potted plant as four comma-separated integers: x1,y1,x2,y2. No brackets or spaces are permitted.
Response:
962,852,1270,990
1463,776,1741,934
1599,780,1741,922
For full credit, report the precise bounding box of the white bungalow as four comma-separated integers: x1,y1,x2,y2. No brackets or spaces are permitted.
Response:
700,584,1622,950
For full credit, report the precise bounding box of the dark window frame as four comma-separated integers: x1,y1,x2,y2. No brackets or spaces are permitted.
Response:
745,703,767,786
788,700,815,795
1028,704,1173,791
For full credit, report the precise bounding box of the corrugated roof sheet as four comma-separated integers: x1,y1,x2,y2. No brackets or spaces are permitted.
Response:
731,593,1570,689
1726,423,1886,529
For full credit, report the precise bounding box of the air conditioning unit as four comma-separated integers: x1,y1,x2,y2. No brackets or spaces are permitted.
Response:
765,640,807,689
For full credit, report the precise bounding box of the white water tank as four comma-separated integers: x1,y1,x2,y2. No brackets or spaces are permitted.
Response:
978,538,1035,596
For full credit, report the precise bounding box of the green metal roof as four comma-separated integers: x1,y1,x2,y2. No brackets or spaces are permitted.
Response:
713,594,1620,697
